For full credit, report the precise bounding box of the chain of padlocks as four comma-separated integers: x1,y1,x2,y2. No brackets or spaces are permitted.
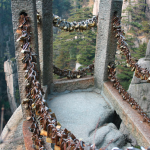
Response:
53,64,94,79
17,13,150,150
18,14,102,150
108,16,150,125
52,14,97,32
37,13,97,32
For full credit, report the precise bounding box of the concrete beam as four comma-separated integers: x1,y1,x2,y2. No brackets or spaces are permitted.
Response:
94,0,123,90
36,0,53,94
11,0,40,119
103,81,150,147
53,77,94,93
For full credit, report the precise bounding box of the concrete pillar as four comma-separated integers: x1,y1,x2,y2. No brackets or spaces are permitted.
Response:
94,0,123,90
36,0,53,94
11,0,40,119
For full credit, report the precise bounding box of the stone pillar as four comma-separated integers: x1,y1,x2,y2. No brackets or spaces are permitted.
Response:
94,0,123,90
36,0,53,94
11,0,40,119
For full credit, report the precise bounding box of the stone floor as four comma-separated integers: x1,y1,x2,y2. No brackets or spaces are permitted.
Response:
47,91,127,149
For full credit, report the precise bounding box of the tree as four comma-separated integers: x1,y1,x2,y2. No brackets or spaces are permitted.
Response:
115,0,149,90
53,6,97,69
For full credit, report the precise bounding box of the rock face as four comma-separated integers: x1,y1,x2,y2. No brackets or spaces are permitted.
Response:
128,40,150,117
119,122,137,147
93,0,100,16
86,123,126,149
4,60,19,113
0,105,25,150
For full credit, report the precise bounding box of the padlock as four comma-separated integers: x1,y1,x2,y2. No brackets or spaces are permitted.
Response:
16,34,26,42
40,129,47,136
32,105,36,110
24,103,29,110
46,124,53,143
51,112,56,119
132,105,137,110
46,137,53,143
35,145,39,150
140,75,145,80
131,67,135,72
126,63,131,68
77,75,80,78
147,77,150,83
56,125,61,130
54,145,61,150
36,110,39,116
32,103,35,108
22,98,29,104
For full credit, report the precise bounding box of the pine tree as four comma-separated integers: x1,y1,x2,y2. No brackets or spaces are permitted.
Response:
116,0,149,90
53,6,97,69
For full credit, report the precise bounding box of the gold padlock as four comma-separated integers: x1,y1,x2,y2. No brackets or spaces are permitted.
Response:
140,75,144,80
57,121,61,126
36,110,39,116
131,67,135,72
54,145,61,150
51,113,56,119
46,137,52,143
132,105,137,110
35,145,39,150
32,103,35,108
40,129,47,136
48,108,52,112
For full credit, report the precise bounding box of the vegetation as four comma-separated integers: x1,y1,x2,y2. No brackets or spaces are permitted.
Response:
0,0,13,124
53,5,97,70
0,0,149,124
116,0,149,90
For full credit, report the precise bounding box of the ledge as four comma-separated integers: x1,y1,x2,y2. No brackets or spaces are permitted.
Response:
23,120,34,150
53,76,94,93
103,81,150,147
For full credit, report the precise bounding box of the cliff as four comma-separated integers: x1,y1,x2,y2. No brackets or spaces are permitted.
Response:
4,60,19,113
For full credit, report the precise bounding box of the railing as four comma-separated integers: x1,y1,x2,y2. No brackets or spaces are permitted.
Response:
16,13,150,150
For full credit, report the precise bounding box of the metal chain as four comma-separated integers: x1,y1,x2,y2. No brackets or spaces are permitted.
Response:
53,14,98,32
53,64,94,79
37,13,98,32
112,16,150,83
107,16,150,126
17,13,149,150
18,14,100,150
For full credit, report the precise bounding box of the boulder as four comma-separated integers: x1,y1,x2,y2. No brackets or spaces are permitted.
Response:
85,123,126,149
128,40,150,117
48,91,128,149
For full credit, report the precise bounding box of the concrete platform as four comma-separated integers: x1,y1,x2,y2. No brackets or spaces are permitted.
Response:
47,91,114,142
